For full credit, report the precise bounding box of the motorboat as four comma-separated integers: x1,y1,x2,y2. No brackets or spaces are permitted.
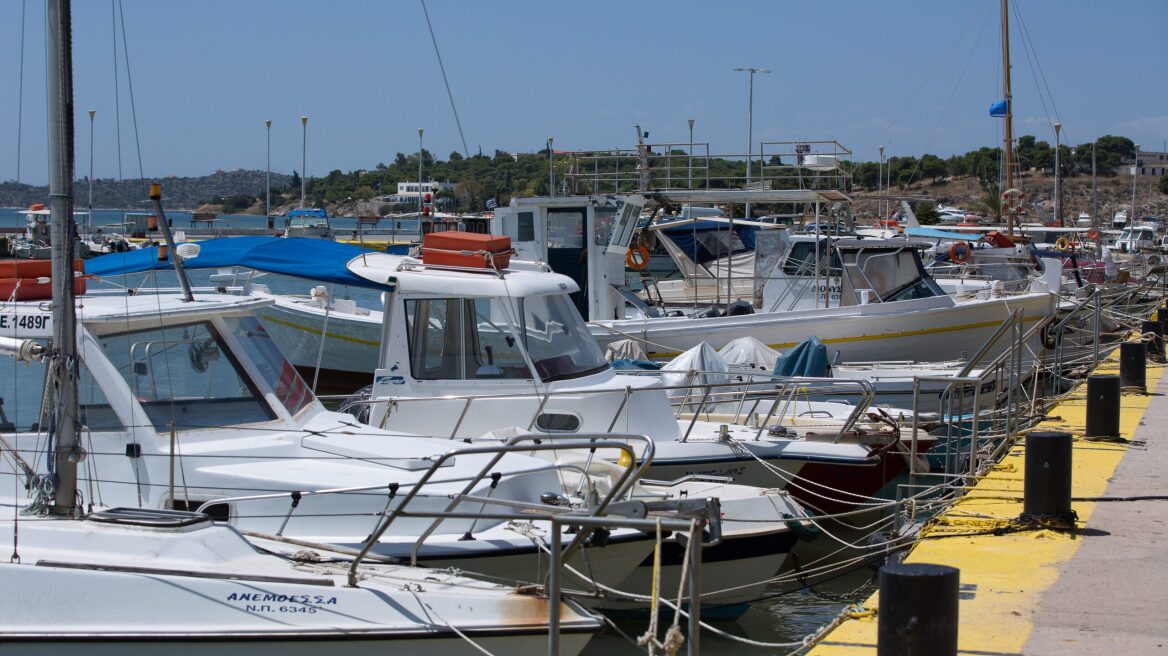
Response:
491,193,1059,366
284,208,333,239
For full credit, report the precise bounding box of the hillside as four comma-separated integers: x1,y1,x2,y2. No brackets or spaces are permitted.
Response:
0,169,291,211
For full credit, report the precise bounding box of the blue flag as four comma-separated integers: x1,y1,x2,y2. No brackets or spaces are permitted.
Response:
989,99,1008,117
485,198,497,210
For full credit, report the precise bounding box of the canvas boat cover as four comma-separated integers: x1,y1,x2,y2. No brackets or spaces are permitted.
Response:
773,336,829,378
660,342,733,406
86,237,384,289
718,336,780,371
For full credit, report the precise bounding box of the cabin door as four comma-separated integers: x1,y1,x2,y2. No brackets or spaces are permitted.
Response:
546,207,589,317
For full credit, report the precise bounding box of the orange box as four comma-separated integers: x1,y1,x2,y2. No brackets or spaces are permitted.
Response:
421,231,512,269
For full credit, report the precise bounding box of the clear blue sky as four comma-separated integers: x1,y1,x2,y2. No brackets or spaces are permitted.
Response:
2,0,1166,185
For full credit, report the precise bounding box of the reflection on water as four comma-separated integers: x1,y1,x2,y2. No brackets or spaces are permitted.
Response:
582,565,877,655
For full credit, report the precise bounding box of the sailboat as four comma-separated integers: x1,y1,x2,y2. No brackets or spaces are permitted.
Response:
0,2,603,652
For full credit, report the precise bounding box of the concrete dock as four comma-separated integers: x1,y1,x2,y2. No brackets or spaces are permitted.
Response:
809,356,1168,655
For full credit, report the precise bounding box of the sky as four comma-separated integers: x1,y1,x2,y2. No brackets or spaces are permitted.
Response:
1,0,1166,185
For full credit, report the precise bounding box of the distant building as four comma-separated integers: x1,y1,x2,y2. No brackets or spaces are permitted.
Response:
1132,150,1168,177
374,181,456,204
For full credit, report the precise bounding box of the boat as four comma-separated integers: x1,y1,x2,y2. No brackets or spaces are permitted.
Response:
491,192,1059,365
285,208,333,239
0,3,603,652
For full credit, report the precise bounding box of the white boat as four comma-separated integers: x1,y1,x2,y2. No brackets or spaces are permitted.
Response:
0,293,658,593
491,193,1058,364
0,3,602,651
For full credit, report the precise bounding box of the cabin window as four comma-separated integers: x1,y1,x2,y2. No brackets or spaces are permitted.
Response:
78,364,125,430
782,241,843,276
227,316,315,415
520,293,609,382
517,212,536,241
405,298,532,380
536,413,580,432
404,293,608,383
95,321,276,431
547,209,585,249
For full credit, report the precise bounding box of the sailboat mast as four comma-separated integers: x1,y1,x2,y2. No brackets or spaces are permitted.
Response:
47,0,81,514
1001,0,1015,235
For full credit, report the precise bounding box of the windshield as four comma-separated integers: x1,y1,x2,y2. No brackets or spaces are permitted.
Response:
404,293,608,383
95,321,276,431
520,293,609,382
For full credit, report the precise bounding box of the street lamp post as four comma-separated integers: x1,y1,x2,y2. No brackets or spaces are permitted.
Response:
687,118,695,190
1053,121,1062,226
300,116,308,208
1091,141,1099,231
548,137,555,197
734,66,770,219
418,128,424,214
88,109,95,230
1131,143,1140,224
265,119,272,229
878,145,885,220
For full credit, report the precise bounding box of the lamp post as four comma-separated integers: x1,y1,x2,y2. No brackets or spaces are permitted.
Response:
88,109,95,230
418,128,424,214
1053,121,1062,226
688,118,695,190
1131,143,1140,224
548,136,555,197
1092,141,1099,231
300,116,308,208
878,145,885,220
265,119,272,229
734,66,770,218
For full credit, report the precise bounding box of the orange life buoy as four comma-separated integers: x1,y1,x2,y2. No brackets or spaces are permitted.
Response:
1086,228,1101,241
949,241,972,264
626,244,651,270
1054,237,1070,251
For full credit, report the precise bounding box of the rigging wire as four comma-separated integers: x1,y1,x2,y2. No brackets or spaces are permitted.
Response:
420,0,469,158
116,0,147,185
15,0,27,184
1012,0,1069,144
111,0,123,180
865,0,995,161
903,2,995,187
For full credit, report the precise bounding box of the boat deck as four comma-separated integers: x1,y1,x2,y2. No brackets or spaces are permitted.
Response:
809,354,1168,655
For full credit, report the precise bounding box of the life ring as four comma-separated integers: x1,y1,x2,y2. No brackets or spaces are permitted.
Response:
1054,237,1070,251
1086,228,1101,241
949,241,972,264
626,244,651,271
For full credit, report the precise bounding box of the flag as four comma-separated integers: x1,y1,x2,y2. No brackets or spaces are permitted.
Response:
485,197,497,210
989,99,1008,117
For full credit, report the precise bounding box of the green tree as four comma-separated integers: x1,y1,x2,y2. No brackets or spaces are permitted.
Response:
1159,173,1168,195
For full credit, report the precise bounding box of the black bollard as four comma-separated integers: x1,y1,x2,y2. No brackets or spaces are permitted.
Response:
1120,341,1147,392
1141,319,1164,359
1021,431,1074,523
1084,374,1121,439
877,563,959,656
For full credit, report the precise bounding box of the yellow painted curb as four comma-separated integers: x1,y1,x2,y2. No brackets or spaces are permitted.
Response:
809,356,1166,655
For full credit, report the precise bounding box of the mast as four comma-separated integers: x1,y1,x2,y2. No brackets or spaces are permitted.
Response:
1001,0,1015,235
47,0,81,515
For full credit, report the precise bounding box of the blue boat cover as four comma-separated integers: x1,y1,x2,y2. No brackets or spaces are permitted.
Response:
659,220,759,264
610,358,663,371
86,236,385,289
905,226,986,241
773,336,829,378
